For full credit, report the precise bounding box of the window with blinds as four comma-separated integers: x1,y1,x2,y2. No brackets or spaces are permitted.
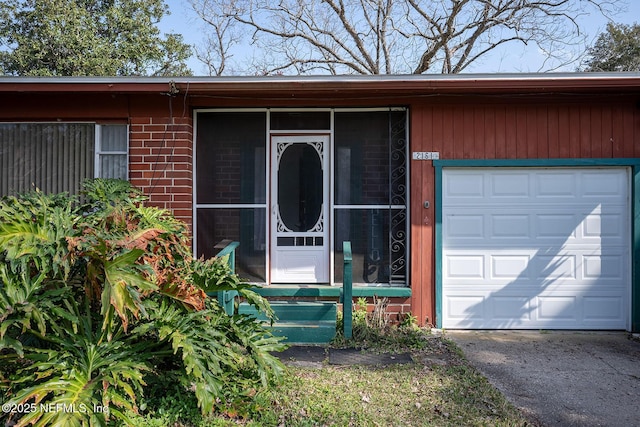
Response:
0,123,128,197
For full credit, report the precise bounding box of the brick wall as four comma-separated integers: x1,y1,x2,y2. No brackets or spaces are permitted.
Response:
128,116,193,229
361,138,388,203
273,296,413,325
356,296,413,325
201,137,243,204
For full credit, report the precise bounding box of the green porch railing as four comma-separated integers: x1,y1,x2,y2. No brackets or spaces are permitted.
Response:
342,241,353,339
214,240,240,316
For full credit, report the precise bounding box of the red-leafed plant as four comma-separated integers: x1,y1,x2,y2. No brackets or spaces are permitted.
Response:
0,179,284,426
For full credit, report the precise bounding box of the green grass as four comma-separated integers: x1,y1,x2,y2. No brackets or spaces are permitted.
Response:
255,359,527,426
124,331,533,427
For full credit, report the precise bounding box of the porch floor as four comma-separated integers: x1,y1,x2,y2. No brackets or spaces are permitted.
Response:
249,284,412,298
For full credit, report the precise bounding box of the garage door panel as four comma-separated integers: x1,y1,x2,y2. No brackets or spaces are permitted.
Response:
446,169,628,205
537,296,578,321
445,295,485,320
583,213,626,238
491,214,530,238
536,172,578,197
583,296,625,321
491,255,531,279
447,249,627,284
446,210,622,246
445,255,485,279
444,173,485,199
536,214,579,239
490,172,530,197
582,171,627,198
583,254,626,279
442,167,630,330
444,291,626,329
535,254,577,280
491,296,532,320
445,214,484,239
447,254,628,283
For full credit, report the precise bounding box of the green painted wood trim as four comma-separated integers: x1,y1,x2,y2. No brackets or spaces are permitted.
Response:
250,285,411,298
633,166,640,332
434,164,444,328
215,241,240,316
270,324,336,344
215,241,240,259
352,287,411,297
433,159,640,332
343,241,353,339
434,158,640,168
239,301,337,322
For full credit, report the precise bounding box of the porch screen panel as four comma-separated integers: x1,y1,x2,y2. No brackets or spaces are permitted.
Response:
196,208,266,282
195,112,267,283
333,208,406,283
270,111,331,130
0,123,94,197
196,112,266,204
333,110,408,286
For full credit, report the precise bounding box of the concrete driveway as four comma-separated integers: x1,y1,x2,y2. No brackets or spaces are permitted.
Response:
446,331,640,427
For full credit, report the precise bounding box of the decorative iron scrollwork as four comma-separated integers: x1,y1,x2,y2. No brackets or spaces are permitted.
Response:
389,111,408,284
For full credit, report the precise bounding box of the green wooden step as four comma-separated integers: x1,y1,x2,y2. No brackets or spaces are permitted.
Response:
239,301,337,322
270,322,337,345
239,301,337,344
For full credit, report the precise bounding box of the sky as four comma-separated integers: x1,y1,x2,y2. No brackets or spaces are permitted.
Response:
158,0,640,76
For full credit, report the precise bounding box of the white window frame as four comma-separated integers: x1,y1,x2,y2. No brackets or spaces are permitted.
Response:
95,124,129,180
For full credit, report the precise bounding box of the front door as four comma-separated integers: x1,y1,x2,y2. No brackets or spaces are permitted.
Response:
271,135,330,283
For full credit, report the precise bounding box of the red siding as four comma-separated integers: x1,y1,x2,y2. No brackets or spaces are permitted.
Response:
410,97,639,326
410,104,436,327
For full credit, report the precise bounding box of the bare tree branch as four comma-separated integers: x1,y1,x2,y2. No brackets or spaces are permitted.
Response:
189,0,242,75
191,0,625,75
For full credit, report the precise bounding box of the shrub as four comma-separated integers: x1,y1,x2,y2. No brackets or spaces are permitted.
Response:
334,297,431,352
0,180,285,426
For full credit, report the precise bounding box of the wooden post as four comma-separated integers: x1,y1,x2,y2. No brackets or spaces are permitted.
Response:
214,240,240,316
343,241,353,339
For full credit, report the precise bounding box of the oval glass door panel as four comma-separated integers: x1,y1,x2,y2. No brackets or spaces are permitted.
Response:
271,135,329,284
277,143,323,232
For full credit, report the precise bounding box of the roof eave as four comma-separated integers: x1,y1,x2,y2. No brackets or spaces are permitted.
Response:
0,73,639,97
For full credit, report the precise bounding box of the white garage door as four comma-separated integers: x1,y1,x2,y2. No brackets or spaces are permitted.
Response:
442,168,630,329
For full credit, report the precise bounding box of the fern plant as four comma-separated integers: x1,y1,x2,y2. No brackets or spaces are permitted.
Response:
0,180,285,426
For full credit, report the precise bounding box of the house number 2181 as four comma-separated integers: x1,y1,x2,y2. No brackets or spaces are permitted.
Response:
412,152,440,160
